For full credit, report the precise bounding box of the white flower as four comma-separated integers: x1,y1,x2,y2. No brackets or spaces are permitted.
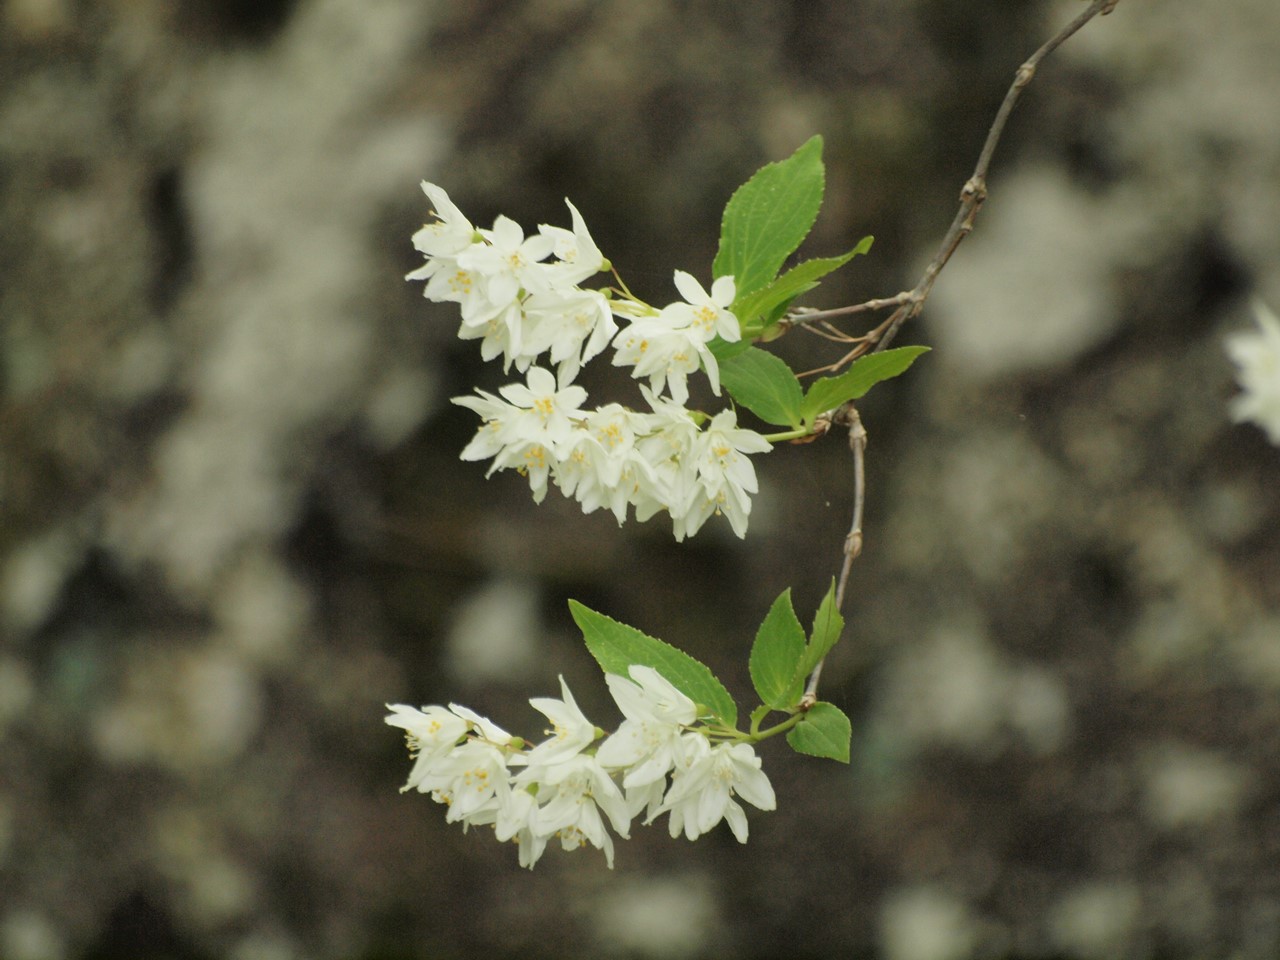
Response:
538,199,608,287
453,299,529,370
597,666,697,816
421,739,513,825
453,367,588,502
663,271,740,343
384,703,470,792
518,753,632,868
1227,301,1280,445
403,706,516,825
652,739,776,843
487,786,549,869
457,214,556,312
449,703,515,746
677,408,772,539
610,272,740,403
629,389,728,537
554,404,657,523
523,675,601,766
522,286,618,385
407,181,477,269
611,314,708,405
492,367,588,456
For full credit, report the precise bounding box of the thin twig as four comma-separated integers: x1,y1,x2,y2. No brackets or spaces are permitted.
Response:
783,292,913,328
871,0,1120,355
801,405,865,709
797,0,1120,707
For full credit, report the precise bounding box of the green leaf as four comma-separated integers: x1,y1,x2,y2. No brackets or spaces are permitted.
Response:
569,601,737,726
718,347,804,428
713,135,825,300
798,345,930,426
808,579,844,668
706,336,753,363
736,237,874,333
788,580,846,695
748,590,808,710
786,702,852,763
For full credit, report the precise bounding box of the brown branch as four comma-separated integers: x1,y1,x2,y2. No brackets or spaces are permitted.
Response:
797,0,1120,706
783,0,1120,368
800,404,865,709
871,0,1120,355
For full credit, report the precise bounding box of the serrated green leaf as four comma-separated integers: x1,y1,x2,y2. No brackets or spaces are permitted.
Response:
786,702,851,763
713,136,825,300
736,237,874,332
798,346,930,425
749,590,808,710
569,601,737,726
718,347,804,428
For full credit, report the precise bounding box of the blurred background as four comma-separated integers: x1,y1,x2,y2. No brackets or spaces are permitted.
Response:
2,0,1279,958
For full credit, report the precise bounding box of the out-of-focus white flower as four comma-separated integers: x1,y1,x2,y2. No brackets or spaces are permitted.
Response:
653,739,776,843
1227,301,1280,445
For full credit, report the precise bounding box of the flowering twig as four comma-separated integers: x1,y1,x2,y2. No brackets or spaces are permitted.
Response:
393,2,1125,866
798,0,1122,704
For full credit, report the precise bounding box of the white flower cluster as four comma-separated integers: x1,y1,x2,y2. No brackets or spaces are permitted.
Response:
408,182,772,539
385,666,776,869
1227,301,1280,445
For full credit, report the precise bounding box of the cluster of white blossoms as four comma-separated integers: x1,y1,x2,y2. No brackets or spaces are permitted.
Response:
1226,301,1280,446
408,182,772,540
386,666,776,869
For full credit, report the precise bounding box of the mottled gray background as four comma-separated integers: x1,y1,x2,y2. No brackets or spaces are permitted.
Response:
2,1,1278,958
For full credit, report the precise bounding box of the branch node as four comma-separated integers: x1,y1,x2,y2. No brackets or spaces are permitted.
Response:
961,175,988,204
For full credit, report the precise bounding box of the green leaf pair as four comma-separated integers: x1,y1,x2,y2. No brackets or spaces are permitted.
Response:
748,584,843,709
716,345,930,431
706,135,929,433
571,593,852,763
712,135,871,337
748,583,851,762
